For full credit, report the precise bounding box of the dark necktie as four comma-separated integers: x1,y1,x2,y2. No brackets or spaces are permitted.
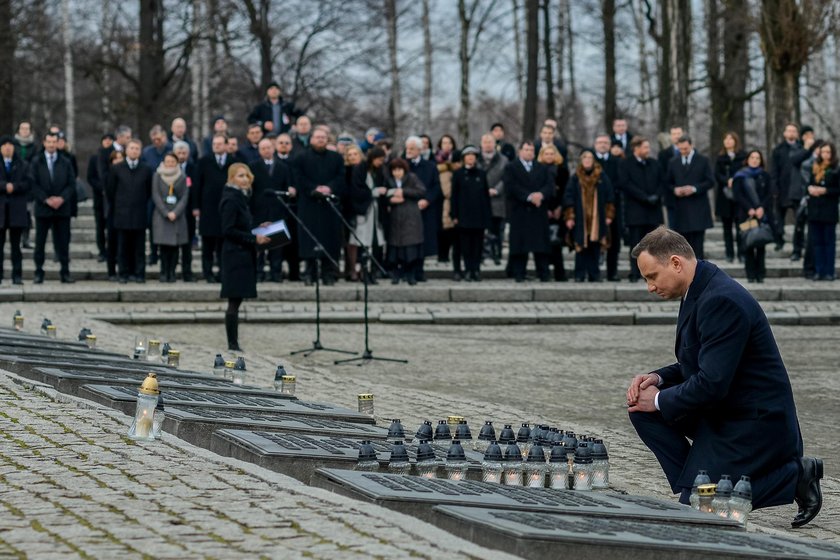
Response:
217,156,223,167
47,155,55,180
4,161,10,174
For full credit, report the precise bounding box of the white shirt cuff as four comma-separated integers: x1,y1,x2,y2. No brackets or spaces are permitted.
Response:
654,391,661,411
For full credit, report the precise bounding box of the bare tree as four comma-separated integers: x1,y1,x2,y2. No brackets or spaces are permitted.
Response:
240,0,272,91
643,0,690,129
602,0,616,132
0,0,14,132
61,0,75,145
457,0,499,143
421,0,432,132
758,0,835,146
385,0,402,140
631,0,655,126
522,0,539,140
512,0,524,101
542,0,555,120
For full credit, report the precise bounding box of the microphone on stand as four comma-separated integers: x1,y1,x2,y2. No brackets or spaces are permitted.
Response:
266,189,293,198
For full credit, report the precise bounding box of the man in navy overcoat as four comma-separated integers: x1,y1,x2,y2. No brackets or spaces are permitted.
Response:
627,226,823,528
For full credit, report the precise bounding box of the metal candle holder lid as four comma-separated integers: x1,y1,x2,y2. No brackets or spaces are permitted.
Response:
78,327,92,341
161,342,172,356
591,439,608,460
454,420,472,441
415,440,435,462
224,360,236,368
573,442,592,464
715,475,733,497
46,325,56,332
357,393,374,400
697,483,717,496
387,419,405,440
357,440,378,462
549,441,567,463
447,415,465,426
563,432,578,452
446,440,466,461
503,442,522,462
478,420,496,441
516,423,531,443
280,375,296,383
483,440,503,462
139,373,160,396
415,420,433,440
274,364,287,379
167,349,180,358
433,420,451,440
526,444,547,463
214,354,225,367
733,476,752,499
234,357,246,371
498,424,515,445
14,310,22,318
389,441,409,463
41,318,52,330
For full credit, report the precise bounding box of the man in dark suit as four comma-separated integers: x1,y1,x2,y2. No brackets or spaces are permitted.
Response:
0,136,31,284
504,141,554,282
87,134,113,262
405,136,442,282
250,138,294,282
658,125,684,228
620,137,663,282
107,139,152,283
627,227,823,527
247,82,299,135
594,134,623,281
29,132,76,283
612,118,633,152
664,135,714,259
237,124,263,164
194,134,232,282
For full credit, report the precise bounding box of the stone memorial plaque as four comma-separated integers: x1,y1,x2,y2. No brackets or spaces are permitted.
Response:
164,407,388,448
79,385,374,425
311,469,739,528
210,430,483,483
20,367,274,399
433,506,840,560
0,344,145,365
0,354,189,378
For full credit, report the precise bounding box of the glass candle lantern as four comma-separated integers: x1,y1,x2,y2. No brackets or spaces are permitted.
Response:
147,339,161,362
572,442,594,491
454,420,472,444
697,483,716,514
444,440,468,481
481,440,503,484
415,441,438,478
503,443,524,486
474,420,496,453
548,442,569,489
46,325,57,338
689,470,712,510
78,327,91,342
167,349,180,368
728,476,753,526
413,420,433,447
232,357,246,385
127,373,160,441
517,423,532,459
711,475,733,518
223,360,235,380
40,318,52,335
13,310,24,331
85,334,97,349
590,439,610,489
133,337,147,360
152,396,165,439
387,419,405,444
498,424,515,445
524,445,547,488
355,440,379,472
357,393,374,416
433,420,452,451
387,441,411,475
213,354,226,376
160,342,172,364
279,375,296,395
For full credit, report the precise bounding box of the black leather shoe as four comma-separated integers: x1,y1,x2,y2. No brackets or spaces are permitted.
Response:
60,275,75,284
33,272,44,284
12,276,22,285
792,457,823,528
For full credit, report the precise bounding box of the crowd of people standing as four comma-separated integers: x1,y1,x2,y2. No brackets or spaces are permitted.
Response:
2,81,838,293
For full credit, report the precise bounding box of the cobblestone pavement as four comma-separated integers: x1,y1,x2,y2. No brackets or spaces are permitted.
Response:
0,372,515,560
1,298,838,555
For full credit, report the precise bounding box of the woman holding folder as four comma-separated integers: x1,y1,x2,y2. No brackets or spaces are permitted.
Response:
220,163,271,351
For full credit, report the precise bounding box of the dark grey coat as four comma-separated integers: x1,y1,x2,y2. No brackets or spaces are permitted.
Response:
106,161,152,230
385,174,425,247
219,186,258,299
665,152,715,233
478,152,508,218
151,173,190,246
504,160,554,254
0,156,31,229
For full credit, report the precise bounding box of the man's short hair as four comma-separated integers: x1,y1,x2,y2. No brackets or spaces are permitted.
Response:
172,140,190,152
212,133,228,141
677,135,693,145
127,138,143,149
44,131,58,141
247,123,263,132
115,125,132,138
629,136,648,151
518,140,535,150
631,226,696,262
490,122,504,131
149,124,166,138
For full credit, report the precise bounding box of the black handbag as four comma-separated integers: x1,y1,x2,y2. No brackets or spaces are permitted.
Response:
739,218,774,250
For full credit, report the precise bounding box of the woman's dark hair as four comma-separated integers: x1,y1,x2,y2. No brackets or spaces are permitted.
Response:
163,151,178,164
817,142,839,167
366,147,386,168
744,149,764,169
719,131,741,155
109,150,124,165
389,157,409,172
437,134,457,152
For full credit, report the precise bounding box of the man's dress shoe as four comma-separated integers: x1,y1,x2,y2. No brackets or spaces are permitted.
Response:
792,456,823,528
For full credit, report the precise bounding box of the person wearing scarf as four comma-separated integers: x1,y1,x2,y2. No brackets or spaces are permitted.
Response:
435,134,463,278
151,153,189,283
732,150,773,283
14,122,36,162
805,142,840,281
563,149,615,282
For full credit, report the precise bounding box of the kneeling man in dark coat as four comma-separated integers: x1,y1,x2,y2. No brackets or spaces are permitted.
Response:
627,227,823,528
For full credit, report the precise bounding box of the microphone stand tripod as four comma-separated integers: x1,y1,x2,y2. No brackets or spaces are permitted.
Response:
272,192,356,358
323,197,408,366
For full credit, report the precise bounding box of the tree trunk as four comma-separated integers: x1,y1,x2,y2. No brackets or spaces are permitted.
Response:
542,0,555,120
602,0,616,132
138,0,166,138
191,0,204,141
385,0,401,140
100,0,112,131
632,0,654,124
421,0,432,133
565,0,576,103
522,0,539,141
665,0,690,127
0,0,14,134
708,0,749,149
512,0,524,102
458,0,471,143
61,0,75,146
556,0,565,94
